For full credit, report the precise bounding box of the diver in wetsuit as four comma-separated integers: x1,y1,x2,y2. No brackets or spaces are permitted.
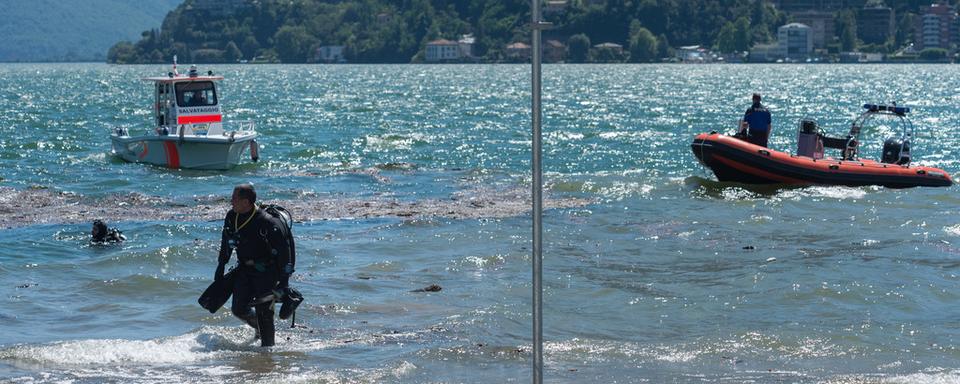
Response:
215,183,291,347
738,93,773,147
91,219,125,244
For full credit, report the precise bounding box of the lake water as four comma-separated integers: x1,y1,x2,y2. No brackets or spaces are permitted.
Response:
1,63,960,383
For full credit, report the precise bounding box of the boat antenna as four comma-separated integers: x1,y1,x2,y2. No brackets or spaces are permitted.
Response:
173,55,179,76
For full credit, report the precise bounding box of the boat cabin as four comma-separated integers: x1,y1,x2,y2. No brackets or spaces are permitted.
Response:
144,65,225,137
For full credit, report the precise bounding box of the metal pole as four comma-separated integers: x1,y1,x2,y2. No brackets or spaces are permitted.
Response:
531,0,545,382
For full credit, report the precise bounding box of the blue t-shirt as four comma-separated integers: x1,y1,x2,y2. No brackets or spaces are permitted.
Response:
743,105,771,134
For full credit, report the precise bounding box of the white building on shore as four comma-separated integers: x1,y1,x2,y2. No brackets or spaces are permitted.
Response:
778,23,813,61
425,39,460,62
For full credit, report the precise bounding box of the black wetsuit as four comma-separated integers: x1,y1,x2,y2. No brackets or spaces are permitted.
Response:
217,206,291,347
91,228,125,245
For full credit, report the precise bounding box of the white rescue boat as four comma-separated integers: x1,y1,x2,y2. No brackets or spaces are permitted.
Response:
110,58,259,170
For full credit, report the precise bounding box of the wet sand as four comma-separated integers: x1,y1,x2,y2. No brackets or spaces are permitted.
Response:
0,186,592,228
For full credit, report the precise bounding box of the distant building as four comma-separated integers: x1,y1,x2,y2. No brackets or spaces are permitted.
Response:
914,3,958,50
791,11,834,49
544,40,566,62
316,46,345,63
506,42,532,60
863,52,884,62
590,42,625,62
593,42,624,55
778,23,813,60
677,45,707,62
545,0,568,15
750,43,781,62
720,52,747,63
774,0,865,12
458,34,475,59
426,39,461,62
839,51,885,62
859,4,895,45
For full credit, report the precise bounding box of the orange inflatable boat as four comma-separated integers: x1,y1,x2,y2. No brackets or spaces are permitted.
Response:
691,104,952,188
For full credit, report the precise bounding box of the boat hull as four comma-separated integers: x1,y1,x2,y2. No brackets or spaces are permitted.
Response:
110,132,258,170
691,132,952,188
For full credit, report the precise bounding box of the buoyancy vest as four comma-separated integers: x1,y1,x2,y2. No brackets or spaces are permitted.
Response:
219,207,291,271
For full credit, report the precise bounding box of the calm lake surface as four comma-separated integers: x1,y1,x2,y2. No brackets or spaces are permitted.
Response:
2,63,960,383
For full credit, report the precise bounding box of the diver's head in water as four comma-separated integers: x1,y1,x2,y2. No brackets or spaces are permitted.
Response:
91,220,108,242
91,219,125,244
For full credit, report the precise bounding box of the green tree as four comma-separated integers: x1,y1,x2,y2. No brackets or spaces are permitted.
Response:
836,10,858,51
224,41,243,62
568,33,590,63
656,34,672,58
895,13,916,49
149,49,164,63
733,17,751,51
628,20,657,62
192,49,225,63
750,0,766,27
591,45,626,63
99,0,910,64
717,22,736,53
169,42,190,63
273,25,317,63
919,48,947,61
107,41,137,64
241,36,261,59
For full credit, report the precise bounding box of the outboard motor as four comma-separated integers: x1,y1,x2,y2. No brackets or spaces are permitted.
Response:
881,137,911,165
796,119,824,159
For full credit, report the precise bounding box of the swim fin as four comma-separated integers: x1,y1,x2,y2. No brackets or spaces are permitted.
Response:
198,269,235,313
278,287,303,320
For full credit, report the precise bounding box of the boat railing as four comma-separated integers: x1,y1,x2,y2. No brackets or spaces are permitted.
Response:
234,120,256,133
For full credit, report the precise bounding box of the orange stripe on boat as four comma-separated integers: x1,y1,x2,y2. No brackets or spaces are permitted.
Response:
163,141,180,168
177,114,222,124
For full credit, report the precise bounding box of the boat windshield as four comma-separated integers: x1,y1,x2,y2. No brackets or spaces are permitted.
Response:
175,81,218,107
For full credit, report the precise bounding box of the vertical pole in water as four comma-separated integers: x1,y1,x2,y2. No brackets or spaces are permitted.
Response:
531,0,547,383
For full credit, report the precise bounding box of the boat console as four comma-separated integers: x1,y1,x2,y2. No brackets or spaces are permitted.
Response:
795,103,911,164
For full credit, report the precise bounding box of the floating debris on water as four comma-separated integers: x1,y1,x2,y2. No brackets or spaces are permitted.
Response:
0,186,593,227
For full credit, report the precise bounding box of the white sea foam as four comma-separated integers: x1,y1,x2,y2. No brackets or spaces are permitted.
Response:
1,327,256,367
1,326,423,383
943,224,960,237
251,361,417,384
881,369,960,384
780,185,869,200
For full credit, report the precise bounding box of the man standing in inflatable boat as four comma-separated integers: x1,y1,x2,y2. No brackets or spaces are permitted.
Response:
737,93,773,147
